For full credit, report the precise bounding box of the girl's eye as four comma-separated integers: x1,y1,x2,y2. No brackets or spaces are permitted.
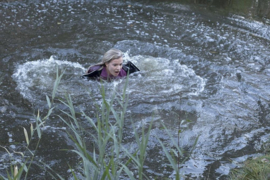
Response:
113,64,122,66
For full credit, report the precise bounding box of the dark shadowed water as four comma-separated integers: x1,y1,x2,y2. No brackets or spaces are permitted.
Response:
1,0,270,179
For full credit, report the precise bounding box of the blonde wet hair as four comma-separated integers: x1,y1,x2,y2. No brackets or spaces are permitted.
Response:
100,48,123,65
86,48,124,73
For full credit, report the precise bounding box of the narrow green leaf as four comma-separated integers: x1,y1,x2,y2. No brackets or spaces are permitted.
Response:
23,127,29,146
122,165,136,180
36,119,41,139
46,95,51,108
13,165,18,179
43,107,55,121
30,123,34,137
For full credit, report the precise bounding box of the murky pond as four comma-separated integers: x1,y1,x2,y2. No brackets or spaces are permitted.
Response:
1,0,270,179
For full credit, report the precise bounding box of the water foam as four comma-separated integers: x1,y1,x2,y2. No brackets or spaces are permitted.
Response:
12,53,205,110
12,56,85,102
125,54,205,97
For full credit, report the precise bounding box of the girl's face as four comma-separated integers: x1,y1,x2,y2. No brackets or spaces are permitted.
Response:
105,57,123,77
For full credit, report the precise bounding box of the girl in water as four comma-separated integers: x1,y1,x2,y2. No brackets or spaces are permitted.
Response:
83,48,139,81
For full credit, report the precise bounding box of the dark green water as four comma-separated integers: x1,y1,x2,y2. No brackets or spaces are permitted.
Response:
1,0,270,179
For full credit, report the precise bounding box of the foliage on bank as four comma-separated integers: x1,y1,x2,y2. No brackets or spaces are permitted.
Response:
230,154,270,180
0,70,197,180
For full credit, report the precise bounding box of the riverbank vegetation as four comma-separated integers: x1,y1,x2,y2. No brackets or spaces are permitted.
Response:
1,69,269,179
0,71,197,180
230,154,270,180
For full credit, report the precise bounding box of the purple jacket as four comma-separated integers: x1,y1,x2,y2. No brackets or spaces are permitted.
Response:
86,65,126,81
82,61,140,81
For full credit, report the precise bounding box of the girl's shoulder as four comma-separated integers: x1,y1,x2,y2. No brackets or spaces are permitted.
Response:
82,65,104,79
87,65,103,73
122,61,140,74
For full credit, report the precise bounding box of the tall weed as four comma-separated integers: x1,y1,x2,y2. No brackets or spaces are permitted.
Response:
1,69,197,180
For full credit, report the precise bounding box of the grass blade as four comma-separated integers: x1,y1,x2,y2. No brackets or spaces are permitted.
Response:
23,127,29,146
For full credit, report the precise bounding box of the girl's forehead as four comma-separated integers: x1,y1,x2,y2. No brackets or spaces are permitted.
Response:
110,57,123,64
